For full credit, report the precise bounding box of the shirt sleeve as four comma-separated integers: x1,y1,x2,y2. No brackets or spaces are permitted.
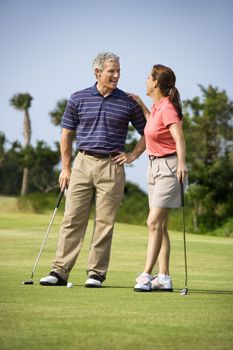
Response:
161,104,182,127
130,100,147,135
61,94,79,130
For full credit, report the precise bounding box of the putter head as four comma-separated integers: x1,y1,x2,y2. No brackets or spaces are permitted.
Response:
180,287,188,296
22,279,34,285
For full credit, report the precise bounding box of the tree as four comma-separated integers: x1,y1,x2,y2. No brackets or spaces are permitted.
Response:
10,93,33,196
184,85,233,232
0,134,60,195
0,133,23,195
50,99,67,126
28,141,60,193
0,132,6,167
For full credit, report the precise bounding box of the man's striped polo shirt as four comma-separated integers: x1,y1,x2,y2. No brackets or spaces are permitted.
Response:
61,83,146,153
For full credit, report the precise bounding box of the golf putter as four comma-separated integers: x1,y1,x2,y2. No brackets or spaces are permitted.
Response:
22,190,64,285
180,181,188,296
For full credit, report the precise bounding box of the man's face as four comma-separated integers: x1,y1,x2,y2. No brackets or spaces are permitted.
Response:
96,60,120,92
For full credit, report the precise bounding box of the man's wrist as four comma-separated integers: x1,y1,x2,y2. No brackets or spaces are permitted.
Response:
62,166,71,171
130,152,138,162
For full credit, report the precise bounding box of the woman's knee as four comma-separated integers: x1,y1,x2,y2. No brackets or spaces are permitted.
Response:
147,219,163,232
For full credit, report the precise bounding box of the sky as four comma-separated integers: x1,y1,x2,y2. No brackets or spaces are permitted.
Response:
1,0,232,192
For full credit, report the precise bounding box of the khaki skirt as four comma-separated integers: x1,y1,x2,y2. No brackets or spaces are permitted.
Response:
147,155,181,208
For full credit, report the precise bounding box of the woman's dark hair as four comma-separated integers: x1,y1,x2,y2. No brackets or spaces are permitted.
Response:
151,64,183,119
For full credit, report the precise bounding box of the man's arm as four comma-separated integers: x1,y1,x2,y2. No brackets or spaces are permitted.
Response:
113,135,146,165
59,128,76,191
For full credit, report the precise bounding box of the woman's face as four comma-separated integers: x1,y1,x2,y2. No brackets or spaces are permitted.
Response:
146,73,156,96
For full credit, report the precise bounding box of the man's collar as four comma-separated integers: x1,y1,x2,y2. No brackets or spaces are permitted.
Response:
91,83,120,97
91,83,100,96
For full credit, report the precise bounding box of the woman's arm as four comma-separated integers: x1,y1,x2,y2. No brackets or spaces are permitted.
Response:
128,93,151,120
169,123,188,183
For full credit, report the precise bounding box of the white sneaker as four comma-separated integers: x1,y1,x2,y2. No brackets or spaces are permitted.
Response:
134,272,153,292
85,275,102,288
151,275,173,292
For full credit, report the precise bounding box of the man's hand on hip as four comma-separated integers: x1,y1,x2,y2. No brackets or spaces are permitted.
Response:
113,152,136,165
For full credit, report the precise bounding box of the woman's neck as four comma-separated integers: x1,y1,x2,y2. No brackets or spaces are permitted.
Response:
151,89,164,105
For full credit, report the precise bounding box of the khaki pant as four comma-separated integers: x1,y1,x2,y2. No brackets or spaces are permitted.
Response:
52,152,125,281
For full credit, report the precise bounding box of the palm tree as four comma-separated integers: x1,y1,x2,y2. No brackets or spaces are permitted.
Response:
10,93,33,196
49,99,67,126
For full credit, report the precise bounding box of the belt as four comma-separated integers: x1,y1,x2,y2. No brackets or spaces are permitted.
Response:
79,149,119,158
149,152,177,160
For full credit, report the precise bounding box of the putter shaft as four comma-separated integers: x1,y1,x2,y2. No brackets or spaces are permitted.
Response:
182,206,188,288
22,191,64,284
180,182,188,294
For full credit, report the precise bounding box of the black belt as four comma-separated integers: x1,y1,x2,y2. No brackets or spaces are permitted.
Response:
79,149,119,158
149,152,177,160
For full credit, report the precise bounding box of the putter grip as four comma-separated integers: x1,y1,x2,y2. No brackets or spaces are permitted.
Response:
180,182,185,207
56,191,64,208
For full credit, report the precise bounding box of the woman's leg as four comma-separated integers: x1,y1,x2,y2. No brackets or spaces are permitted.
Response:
158,215,170,275
143,207,169,275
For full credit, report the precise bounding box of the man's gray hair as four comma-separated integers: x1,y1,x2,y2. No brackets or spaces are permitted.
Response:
93,52,120,72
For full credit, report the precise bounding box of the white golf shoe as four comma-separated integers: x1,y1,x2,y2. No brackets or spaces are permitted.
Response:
134,272,153,292
151,274,173,292
40,271,67,286
85,275,103,288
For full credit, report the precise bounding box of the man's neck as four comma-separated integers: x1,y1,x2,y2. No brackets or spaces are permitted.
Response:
96,83,114,97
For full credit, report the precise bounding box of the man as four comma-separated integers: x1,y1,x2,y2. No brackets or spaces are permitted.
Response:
40,52,146,287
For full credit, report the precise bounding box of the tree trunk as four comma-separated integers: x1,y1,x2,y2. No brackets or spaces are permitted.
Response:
23,109,31,146
20,109,31,196
21,167,29,196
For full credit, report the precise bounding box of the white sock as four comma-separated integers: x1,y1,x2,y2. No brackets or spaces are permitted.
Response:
142,272,152,278
158,273,171,281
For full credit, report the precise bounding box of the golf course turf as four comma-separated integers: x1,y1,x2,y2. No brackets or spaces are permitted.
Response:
0,212,233,350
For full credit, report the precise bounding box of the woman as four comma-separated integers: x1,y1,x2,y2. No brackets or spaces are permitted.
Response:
129,64,188,292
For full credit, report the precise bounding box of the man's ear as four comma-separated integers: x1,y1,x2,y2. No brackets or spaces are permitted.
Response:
95,68,101,78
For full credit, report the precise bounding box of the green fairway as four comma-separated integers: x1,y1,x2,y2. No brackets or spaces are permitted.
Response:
0,212,233,350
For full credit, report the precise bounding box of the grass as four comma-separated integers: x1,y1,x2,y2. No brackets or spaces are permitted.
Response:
0,211,233,350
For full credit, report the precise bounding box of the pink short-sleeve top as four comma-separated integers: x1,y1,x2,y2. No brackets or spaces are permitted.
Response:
144,97,182,156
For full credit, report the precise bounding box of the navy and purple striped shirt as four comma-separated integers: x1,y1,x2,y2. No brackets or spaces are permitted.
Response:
61,83,146,153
